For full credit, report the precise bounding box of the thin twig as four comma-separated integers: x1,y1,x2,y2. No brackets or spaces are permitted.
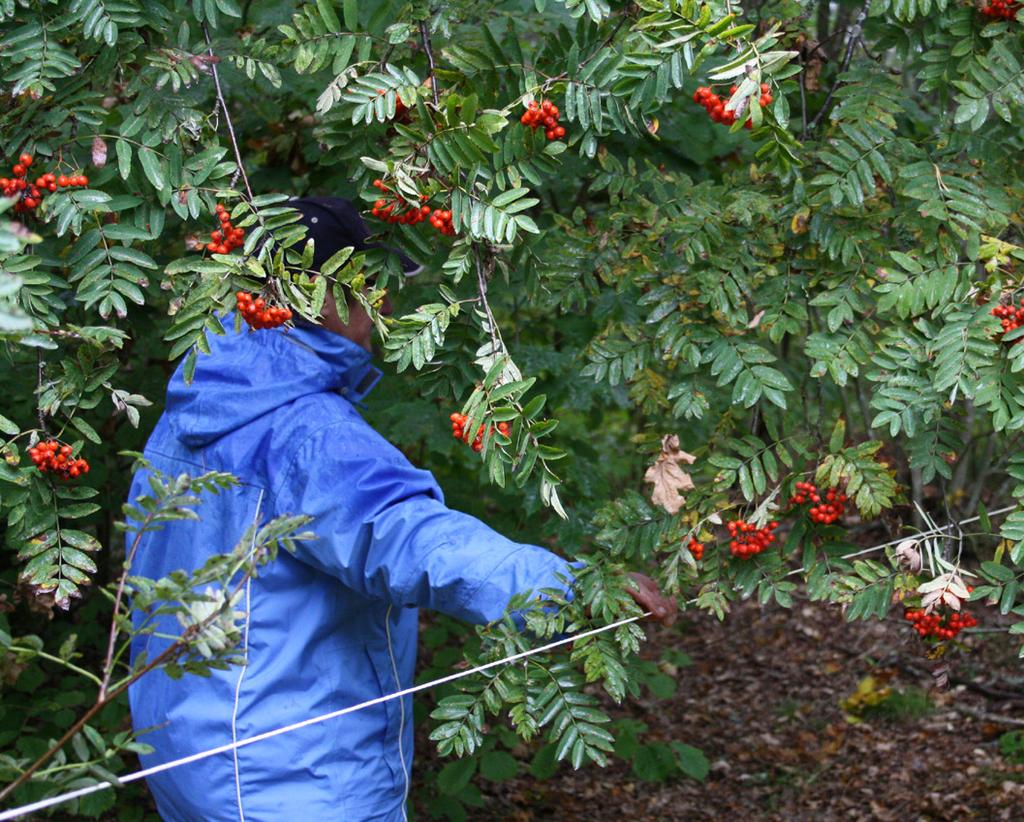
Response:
203,25,253,200
96,525,151,701
951,675,1024,704
782,504,1016,579
953,703,1024,727
580,12,629,69
35,350,47,433
0,640,181,802
7,646,102,687
798,59,809,134
475,248,500,356
803,2,868,138
816,0,831,45
0,565,260,803
0,610,649,817
419,20,440,108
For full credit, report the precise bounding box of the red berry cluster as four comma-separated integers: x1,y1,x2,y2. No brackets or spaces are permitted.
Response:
520,99,566,141
2,154,88,213
29,440,90,480
370,179,433,226
368,180,456,237
692,83,773,129
235,292,292,330
429,208,455,236
904,607,978,641
991,300,1024,342
790,481,847,524
449,413,511,453
687,538,704,562
206,203,245,254
980,0,1020,19
726,519,779,559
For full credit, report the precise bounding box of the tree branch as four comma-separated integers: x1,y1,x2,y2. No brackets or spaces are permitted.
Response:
953,703,1024,727
803,2,868,138
419,21,440,108
97,518,156,701
798,60,809,134
475,248,500,356
0,640,180,802
204,25,253,200
0,561,259,802
816,0,831,44
36,350,47,433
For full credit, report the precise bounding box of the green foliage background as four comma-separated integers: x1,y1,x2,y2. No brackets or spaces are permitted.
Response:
1,0,1024,816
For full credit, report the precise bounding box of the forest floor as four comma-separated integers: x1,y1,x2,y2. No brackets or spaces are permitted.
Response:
414,598,1024,821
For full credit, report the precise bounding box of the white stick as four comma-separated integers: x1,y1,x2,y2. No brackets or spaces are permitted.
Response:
0,613,648,820
2,504,1014,819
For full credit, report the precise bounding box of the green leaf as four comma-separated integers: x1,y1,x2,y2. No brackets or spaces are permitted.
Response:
437,757,477,795
829,417,846,453
480,750,518,781
71,417,102,444
115,139,132,180
631,743,673,782
0,413,19,435
343,0,358,29
59,503,101,519
670,742,709,781
316,0,341,30
981,561,1015,583
138,148,165,191
645,673,677,699
977,502,991,534
530,743,559,779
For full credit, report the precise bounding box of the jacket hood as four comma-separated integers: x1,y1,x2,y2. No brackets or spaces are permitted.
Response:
166,314,382,447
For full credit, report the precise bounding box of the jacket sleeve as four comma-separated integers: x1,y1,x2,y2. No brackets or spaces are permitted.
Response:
273,421,575,625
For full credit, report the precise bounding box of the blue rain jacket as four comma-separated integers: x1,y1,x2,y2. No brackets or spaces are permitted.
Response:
127,316,574,821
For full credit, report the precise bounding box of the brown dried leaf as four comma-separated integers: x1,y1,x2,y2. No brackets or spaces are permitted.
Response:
895,538,922,573
189,54,220,75
795,33,828,92
15,581,57,618
92,135,108,168
643,434,696,514
0,652,27,686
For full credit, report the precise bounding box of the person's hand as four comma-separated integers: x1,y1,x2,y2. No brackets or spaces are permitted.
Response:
626,572,678,626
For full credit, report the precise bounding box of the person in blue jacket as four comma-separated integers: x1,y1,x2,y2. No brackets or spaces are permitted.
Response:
127,197,677,821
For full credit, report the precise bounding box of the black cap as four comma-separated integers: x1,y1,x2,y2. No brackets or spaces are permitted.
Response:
289,196,423,277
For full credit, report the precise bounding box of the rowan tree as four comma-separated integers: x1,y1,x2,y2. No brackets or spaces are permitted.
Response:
1,0,1023,815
